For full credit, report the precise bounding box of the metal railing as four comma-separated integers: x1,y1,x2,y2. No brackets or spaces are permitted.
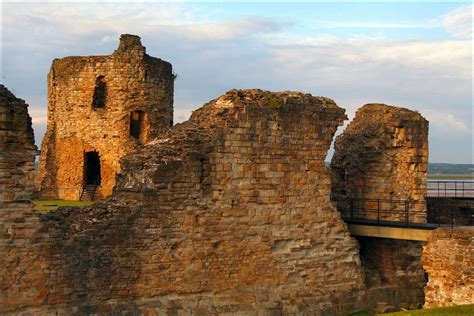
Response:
427,180,474,198
79,183,98,201
332,195,473,228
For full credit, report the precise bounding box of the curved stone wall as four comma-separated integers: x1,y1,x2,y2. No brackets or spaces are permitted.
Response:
35,34,174,200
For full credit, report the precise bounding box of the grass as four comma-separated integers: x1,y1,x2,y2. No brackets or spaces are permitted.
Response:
384,304,474,315
33,199,93,213
428,174,473,180
349,304,474,316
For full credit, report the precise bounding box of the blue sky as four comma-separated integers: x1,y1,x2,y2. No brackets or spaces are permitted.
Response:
1,1,472,163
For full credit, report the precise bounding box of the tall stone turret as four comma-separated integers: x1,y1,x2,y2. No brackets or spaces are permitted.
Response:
35,34,174,200
331,103,429,222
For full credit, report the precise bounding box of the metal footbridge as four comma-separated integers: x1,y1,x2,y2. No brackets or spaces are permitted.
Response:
332,180,474,241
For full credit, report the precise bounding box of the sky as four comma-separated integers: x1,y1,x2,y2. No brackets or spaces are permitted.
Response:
1,1,472,163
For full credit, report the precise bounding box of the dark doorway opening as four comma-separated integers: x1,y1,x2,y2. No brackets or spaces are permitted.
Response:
130,110,145,140
92,76,107,109
84,151,101,185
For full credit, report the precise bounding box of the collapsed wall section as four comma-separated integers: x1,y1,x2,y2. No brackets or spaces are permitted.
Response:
357,237,426,310
35,34,174,200
422,227,473,308
0,85,37,208
0,85,41,310
1,89,367,315
331,104,428,222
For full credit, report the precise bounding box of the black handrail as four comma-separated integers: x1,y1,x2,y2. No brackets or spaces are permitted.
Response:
331,195,473,229
427,180,474,198
79,182,99,201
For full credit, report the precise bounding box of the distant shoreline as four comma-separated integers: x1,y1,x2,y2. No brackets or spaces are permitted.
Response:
428,174,474,180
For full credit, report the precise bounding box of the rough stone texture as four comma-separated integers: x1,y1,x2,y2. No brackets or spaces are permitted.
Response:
0,89,369,315
35,34,174,200
358,237,426,310
427,197,474,226
0,85,39,311
331,104,429,222
422,227,474,308
0,85,37,206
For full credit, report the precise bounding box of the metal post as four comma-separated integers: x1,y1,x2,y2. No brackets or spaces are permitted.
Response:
350,198,354,220
437,201,440,227
451,205,454,228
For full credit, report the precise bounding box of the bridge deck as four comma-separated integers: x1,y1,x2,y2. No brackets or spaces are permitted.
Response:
348,224,433,241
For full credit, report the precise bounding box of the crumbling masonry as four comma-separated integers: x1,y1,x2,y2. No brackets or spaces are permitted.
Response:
0,85,39,310
2,33,470,314
35,34,174,200
1,89,368,315
422,227,474,308
331,104,429,222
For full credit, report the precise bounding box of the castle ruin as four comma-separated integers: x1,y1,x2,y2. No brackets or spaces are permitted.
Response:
331,104,429,223
2,89,369,314
35,34,174,200
0,85,37,208
1,34,472,315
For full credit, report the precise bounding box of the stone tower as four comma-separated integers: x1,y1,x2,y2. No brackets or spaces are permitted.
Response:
331,104,429,222
36,34,174,200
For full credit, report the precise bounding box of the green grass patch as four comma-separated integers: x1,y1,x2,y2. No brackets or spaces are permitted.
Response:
384,304,473,315
428,174,473,180
349,310,375,316
33,200,92,213
349,304,474,316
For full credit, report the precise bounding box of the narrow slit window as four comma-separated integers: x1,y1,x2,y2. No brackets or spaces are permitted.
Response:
130,110,146,140
92,76,107,109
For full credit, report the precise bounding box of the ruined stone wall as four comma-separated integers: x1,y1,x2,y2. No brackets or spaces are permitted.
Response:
331,104,428,222
357,237,426,310
0,85,37,207
35,34,174,200
0,85,41,310
1,90,368,315
422,227,473,308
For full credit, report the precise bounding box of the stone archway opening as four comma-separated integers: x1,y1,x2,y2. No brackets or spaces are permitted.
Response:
84,151,101,185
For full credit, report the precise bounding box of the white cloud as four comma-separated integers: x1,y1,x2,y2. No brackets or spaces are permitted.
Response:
268,36,471,88
423,110,469,133
313,21,436,29
1,3,286,46
29,108,47,125
1,2,472,162
441,4,473,38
